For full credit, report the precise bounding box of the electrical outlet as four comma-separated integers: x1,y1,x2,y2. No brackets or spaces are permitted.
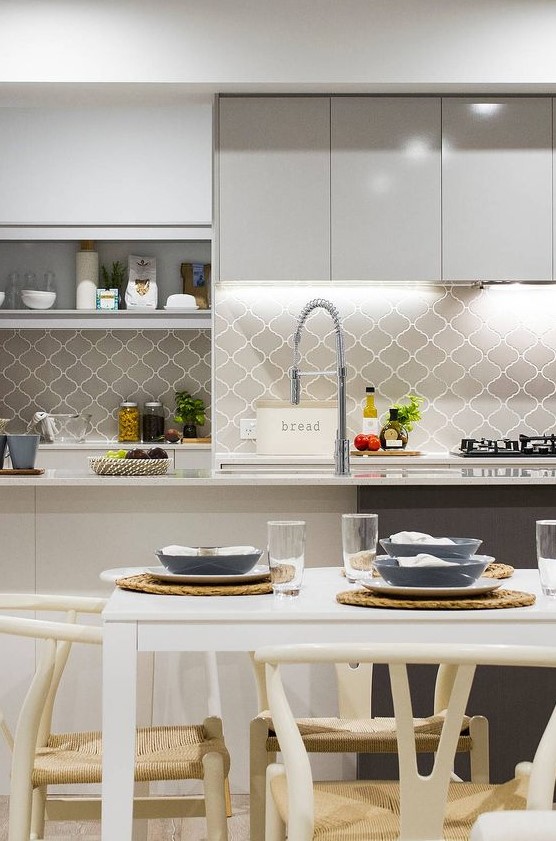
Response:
240,418,257,440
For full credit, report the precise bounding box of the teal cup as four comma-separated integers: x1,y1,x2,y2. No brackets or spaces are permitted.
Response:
7,434,40,469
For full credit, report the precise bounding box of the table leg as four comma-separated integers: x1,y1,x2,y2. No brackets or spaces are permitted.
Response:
102,621,137,841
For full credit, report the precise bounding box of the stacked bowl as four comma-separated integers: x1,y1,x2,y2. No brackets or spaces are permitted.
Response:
375,535,492,588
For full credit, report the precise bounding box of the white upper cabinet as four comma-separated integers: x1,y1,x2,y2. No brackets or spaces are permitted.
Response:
331,97,441,281
217,96,330,282
0,105,212,227
442,98,553,282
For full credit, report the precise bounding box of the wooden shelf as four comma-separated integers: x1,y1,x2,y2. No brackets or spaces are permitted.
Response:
0,309,212,330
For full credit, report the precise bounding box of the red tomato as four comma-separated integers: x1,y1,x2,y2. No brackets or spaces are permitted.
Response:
367,437,381,451
353,434,370,451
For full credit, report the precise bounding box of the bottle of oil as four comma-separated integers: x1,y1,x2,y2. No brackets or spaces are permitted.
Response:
379,408,408,450
362,386,379,437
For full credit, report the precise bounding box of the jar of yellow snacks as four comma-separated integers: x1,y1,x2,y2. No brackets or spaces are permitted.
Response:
118,401,140,442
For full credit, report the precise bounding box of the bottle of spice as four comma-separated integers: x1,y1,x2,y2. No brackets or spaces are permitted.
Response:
118,401,140,442
142,401,165,442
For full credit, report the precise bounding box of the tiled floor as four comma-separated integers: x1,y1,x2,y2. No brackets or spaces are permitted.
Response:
0,795,250,841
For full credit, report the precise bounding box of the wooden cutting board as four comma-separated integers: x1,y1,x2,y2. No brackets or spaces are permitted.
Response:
351,450,422,457
180,437,211,444
0,468,45,475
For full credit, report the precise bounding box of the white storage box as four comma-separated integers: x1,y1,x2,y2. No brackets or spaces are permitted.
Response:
256,401,337,456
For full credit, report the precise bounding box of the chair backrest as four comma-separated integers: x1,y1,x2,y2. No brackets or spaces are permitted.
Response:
256,642,556,841
0,594,105,801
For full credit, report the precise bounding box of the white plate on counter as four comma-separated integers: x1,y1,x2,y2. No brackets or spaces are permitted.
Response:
361,577,502,598
145,564,270,584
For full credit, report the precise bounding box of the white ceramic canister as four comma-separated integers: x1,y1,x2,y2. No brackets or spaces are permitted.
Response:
75,241,99,309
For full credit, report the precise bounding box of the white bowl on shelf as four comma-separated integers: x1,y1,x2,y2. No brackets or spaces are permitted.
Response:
21,290,56,310
165,294,198,310
0,291,5,308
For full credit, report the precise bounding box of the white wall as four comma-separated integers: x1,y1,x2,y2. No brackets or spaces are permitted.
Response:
1,1,556,91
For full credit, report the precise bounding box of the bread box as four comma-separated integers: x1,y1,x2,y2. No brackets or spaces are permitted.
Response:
256,401,337,456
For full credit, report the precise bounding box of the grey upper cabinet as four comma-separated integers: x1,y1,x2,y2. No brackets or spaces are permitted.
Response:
331,97,441,281
0,105,212,227
217,97,330,282
442,98,553,282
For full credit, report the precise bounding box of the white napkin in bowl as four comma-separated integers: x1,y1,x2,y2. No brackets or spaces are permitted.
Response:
389,531,455,545
161,545,258,556
397,554,458,567
161,545,198,556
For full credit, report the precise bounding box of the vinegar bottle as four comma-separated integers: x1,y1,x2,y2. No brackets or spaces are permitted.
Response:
362,386,379,437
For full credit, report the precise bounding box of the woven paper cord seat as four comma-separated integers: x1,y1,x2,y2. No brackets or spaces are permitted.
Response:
0,594,230,841
33,723,230,786
270,776,528,841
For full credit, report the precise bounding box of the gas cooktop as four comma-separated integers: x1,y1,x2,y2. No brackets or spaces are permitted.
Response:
453,435,556,457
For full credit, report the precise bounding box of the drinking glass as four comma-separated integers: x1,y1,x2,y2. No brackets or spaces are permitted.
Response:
267,520,306,597
536,520,556,597
23,272,37,291
43,271,56,292
5,272,21,309
342,513,378,582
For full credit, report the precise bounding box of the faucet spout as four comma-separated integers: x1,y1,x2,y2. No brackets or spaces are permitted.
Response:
289,298,350,476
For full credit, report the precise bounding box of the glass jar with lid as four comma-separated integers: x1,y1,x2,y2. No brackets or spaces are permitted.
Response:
118,401,140,442
142,401,165,442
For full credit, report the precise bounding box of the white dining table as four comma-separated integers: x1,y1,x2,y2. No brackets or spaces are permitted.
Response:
101,566,553,841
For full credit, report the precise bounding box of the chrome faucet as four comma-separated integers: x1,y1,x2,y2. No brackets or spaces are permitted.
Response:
290,298,350,476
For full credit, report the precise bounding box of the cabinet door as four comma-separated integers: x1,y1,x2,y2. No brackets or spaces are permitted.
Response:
0,105,211,226
331,97,441,281
442,98,552,282
218,97,330,281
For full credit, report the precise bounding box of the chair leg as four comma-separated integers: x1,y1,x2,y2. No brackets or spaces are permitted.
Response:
7,779,33,841
469,715,490,784
250,717,274,841
265,764,286,841
30,786,46,840
202,751,228,841
224,777,232,817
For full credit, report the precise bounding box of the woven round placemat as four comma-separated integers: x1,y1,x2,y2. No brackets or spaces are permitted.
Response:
336,588,535,610
116,573,272,597
482,562,514,579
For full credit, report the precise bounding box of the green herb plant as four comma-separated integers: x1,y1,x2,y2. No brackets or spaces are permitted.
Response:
100,261,127,295
391,393,424,431
174,390,206,427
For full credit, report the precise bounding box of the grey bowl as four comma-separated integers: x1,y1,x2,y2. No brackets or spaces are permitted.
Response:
379,537,482,559
374,555,492,588
155,547,263,576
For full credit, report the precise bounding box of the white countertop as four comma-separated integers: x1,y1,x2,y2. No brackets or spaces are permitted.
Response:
3,465,556,486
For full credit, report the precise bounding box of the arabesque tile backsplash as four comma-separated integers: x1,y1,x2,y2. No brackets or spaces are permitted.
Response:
214,284,556,453
0,329,211,440
3,285,556,453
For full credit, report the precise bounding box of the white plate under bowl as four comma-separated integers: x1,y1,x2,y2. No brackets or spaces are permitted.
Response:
146,564,270,585
163,305,199,312
361,577,502,598
100,567,148,583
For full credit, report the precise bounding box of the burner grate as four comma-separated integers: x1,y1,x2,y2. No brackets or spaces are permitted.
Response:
455,435,556,457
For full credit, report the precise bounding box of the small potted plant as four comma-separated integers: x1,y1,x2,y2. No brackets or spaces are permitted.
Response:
174,390,206,439
100,261,127,308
